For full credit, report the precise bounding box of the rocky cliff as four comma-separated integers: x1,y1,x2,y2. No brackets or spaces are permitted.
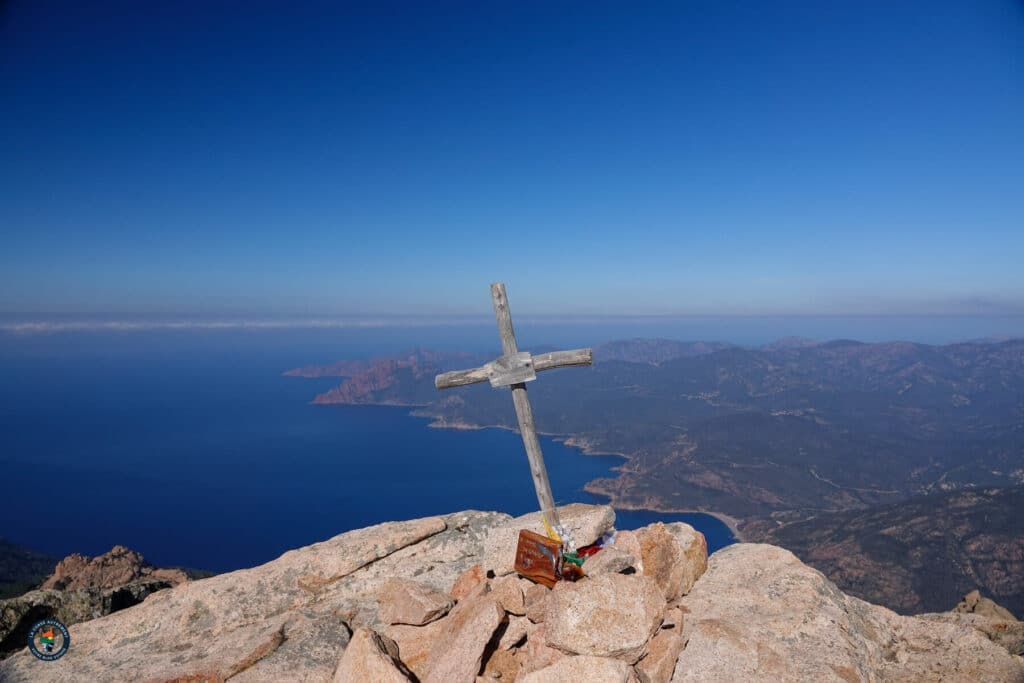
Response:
1,505,1020,682
310,351,473,406
0,545,191,660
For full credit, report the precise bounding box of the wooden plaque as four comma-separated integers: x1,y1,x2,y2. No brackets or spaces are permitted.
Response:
514,529,562,588
488,351,537,388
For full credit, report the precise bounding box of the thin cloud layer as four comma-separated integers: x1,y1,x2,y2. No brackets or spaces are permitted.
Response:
0,318,484,335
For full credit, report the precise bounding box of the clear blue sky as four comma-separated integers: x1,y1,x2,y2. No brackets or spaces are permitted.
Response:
2,1,1022,317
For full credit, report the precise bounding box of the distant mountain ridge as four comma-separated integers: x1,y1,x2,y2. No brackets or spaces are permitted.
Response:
282,339,742,383
283,349,478,379
308,349,482,405
594,338,736,364
762,335,821,350
285,337,1024,614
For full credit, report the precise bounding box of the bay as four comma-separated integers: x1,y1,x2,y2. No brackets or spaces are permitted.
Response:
0,329,734,573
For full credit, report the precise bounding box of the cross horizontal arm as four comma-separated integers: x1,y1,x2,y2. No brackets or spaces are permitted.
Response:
434,347,593,390
531,348,593,371
434,364,490,389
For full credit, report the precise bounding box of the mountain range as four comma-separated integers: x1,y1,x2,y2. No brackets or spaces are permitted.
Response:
286,337,1024,615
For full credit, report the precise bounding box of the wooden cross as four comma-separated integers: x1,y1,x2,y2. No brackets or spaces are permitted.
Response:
435,283,593,545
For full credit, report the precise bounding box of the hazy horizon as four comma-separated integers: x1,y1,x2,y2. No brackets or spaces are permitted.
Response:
2,313,1022,349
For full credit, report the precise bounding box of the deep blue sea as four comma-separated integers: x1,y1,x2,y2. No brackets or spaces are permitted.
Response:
0,327,740,573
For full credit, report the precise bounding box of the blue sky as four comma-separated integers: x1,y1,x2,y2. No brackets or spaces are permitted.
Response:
1,1,1022,317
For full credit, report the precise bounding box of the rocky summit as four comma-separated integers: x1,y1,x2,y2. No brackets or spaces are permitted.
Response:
0,505,1020,682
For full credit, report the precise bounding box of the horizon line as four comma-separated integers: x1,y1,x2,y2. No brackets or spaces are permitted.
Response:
2,314,1024,337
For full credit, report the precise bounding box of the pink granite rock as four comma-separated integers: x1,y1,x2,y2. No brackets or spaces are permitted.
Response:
490,574,526,615
378,578,454,626
524,582,550,623
583,546,636,575
41,545,188,590
450,564,486,601
519,655,631,682
518,622,567,675
422,591,505,683
635,628,686,682
333,628,412,683
544,573,666,664
636,523,707,602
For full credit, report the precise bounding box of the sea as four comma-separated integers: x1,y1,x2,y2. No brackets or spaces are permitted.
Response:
0,324,740,573
3,315,1020,573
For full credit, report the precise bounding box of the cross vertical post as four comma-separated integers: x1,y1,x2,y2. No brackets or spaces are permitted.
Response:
490,283,562,536
435,283,593,549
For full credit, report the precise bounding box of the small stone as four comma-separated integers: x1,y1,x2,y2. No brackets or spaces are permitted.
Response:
332,628,412,683
378,578,454,626
422,591,505,683
451,564,487,601
953,590,1018,621
544,573,666,664
583,546,635,575
518,623,566,675
480,647,520,681
498,615,531,650
524,583,550,623
612,530,644,573
519,655,631,682
635,628,686,683
383,620,446,681
661,606,684,630
663,523,707,597
491,574,526,615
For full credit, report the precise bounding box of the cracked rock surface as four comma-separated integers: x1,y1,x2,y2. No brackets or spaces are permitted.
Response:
0,511,506,682
2,505,1021,683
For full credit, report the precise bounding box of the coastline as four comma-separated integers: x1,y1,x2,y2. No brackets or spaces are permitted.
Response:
313,398,430,408
586,492,746,542
316,399,744,542
422,417,632,460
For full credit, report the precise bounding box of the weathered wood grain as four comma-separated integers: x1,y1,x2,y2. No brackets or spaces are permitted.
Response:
510,379,560,529
491,282,518,357
433,282,595,543
532,348,593,372
493,283,561,534
488,351,536,388
434,348,592,389
434,365,490,389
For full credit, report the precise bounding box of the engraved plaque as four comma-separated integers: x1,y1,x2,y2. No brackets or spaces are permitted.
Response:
514,529,562,588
